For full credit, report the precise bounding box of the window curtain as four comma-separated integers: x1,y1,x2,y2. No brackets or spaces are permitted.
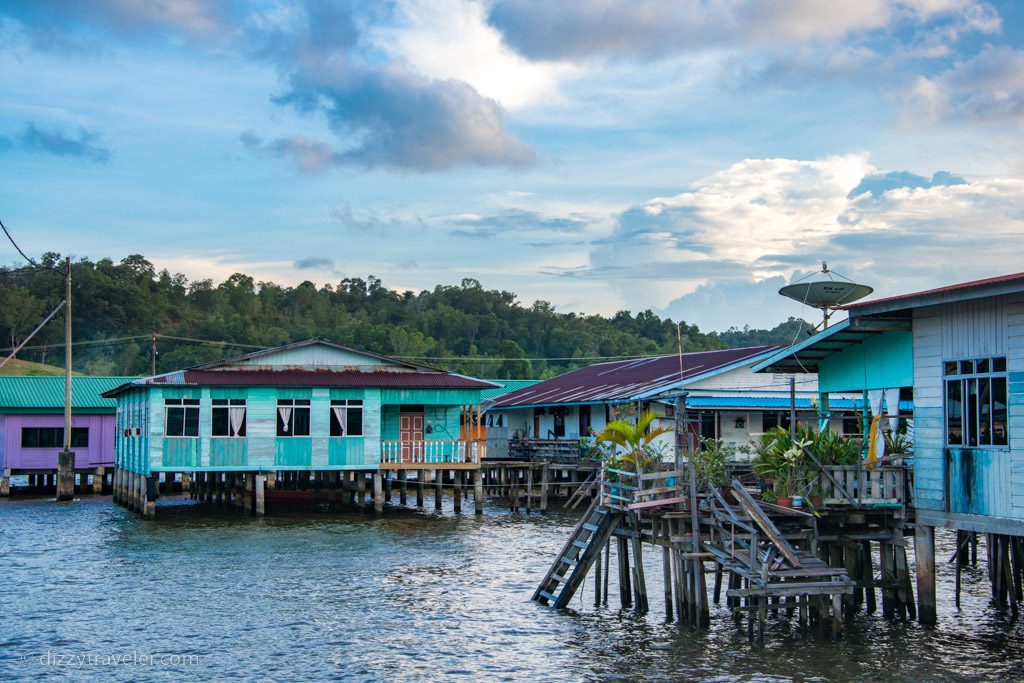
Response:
867,389,886,466
332,407,347,436
229,407,246,437
278,406,292,433
885,390,900,433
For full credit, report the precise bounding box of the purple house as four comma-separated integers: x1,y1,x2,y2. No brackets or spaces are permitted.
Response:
0,376,133,495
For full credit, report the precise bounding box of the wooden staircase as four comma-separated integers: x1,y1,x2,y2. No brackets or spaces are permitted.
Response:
533,495,623,608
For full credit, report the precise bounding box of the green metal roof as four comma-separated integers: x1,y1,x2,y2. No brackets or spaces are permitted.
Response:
0,376,137,413
480,379,541,402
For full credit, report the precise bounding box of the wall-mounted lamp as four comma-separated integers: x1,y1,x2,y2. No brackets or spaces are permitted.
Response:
425,421,433,434
734,417,746,429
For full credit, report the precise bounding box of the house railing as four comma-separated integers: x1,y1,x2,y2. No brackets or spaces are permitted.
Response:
380,440,485,465
507,438,583,462
815,464,907,507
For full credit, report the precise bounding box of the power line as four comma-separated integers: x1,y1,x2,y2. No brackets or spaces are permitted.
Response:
0,217,54,270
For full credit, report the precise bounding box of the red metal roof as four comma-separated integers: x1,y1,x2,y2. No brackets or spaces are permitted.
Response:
843,272,1024,311
154,369,493,390
488,345,779,408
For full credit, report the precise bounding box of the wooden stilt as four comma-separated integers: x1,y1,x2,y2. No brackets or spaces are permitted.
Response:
181,472,191,493
453,471,463,514
357,471,367,508
255,474,266,516
862,540,877,614
618,537,632,608
526,466,534,514
416,471,425,507
915,524,937,624
434,469,443,512
540,464,549,513
595,538,604,608
143,474,156,519
398,469,408,505
474,468,484,515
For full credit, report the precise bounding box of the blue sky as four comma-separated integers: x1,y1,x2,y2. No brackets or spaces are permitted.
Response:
1,0,1022,331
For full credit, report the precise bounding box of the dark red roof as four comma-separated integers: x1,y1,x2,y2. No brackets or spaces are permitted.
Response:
165,369,493,390
843,271,1024,311
488,345,778,408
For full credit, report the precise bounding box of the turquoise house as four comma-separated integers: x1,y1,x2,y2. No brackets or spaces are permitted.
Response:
755,272,1024,623
104,339,495,518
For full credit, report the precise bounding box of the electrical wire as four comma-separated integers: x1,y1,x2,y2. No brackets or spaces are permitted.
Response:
0,218,59,271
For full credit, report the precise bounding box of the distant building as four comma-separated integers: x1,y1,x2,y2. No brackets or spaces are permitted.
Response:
104,339,495,517
483,346,852,459
0,376,133,495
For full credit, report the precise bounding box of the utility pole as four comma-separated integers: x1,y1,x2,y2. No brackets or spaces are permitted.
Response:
56,256,75,501
151,332,157,376
789,377,797,442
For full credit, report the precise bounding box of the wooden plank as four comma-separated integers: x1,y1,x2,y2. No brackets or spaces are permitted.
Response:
730,481,803,568
628,496,688,511
639,469,687,481
634,485,684,497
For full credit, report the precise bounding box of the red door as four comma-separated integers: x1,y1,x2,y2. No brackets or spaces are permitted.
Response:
400,413,424,462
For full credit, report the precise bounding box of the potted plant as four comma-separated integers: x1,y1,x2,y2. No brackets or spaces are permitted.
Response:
596,408,671,502
751,427,810,507
696,437,734,497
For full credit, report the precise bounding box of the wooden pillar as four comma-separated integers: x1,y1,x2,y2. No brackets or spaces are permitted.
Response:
525,465,534,514
181,472,191,493
434,469,443,512
862,540,877,614
416,471,425,507
540,464,549,513
163,471,174,493
2,469,11,497
384,471,393,503
617,537,632,608
915,524,937,624
398,469,408,505
373,471,384,516
215,473,224,506
204,472,214,503
473,468,483,515
357,471,367,508
453,471,463,514
255,474,266,516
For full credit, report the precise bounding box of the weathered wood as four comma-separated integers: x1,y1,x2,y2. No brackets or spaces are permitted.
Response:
373,471,383,516
255,474,266,516
473,468,484,515
730,481,802,568
915,524,936,624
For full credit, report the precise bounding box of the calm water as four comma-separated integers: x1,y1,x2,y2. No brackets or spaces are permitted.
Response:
1,493,1023,682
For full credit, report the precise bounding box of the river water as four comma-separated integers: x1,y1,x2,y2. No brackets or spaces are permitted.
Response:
1,494,1022,681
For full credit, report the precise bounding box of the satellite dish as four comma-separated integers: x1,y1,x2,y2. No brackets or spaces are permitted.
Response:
779,262,873,329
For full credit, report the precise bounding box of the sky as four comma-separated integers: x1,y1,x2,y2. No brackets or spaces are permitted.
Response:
1,0,1022,332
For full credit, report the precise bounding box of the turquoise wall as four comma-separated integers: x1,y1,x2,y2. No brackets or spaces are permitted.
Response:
819,330,913,392
115,384,480,472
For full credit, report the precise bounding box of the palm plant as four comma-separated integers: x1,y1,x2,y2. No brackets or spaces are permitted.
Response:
597,408,673,477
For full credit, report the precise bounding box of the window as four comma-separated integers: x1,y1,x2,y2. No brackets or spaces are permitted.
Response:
277,399,310,436
552,409,566,438
329,399,363,436
212,399,247,437
165,398,200,437
762,411,791,432
21,427,88,448
945,356,1008,447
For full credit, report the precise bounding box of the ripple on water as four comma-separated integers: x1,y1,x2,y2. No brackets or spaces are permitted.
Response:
1,496,1023,681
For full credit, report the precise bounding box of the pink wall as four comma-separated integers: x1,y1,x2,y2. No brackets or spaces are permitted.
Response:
0,414,115,470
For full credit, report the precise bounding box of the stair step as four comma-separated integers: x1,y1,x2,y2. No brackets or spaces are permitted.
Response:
559,554,577,566
582,523,600,532
538,590,559,603
551,573,568,583
572,540,589,550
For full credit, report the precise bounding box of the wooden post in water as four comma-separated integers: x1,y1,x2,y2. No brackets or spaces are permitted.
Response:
540,464,549,513
473,468,484,515
56,257,76,502
398,469,408,505
357,471,367,508
384,471,393,503
143,474,156,519
434,469,443,512
617,537,632,608
243,473,254,515
416,471,425,507
453,471,463,514
915,524,936,624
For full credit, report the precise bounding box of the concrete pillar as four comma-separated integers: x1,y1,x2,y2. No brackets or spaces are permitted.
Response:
416,471,424,507
204,472,214,503
474,468,483,515
181,472,191,493
1,469,11,497
373,471,383,516
163,471,175,493
384,471,393,503
915,524,937,624
453,471,463,514
267,471,277,490
143,474,157,519
56,451,76,501
92,467,105,494
255,474,266,516
398,470,408,506
215,473,224,506
357,472,367,507
244,473,255,514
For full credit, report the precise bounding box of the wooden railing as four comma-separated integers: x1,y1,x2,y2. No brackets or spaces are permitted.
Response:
815,464,907,507
380,440,485,465
507,439,582,462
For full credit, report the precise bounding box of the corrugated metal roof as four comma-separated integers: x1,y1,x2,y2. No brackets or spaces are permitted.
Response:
0,376,136,411
841,271,1024,315
115,369,494,391
489,346,779,408
480,379,541,402
687,396,913,411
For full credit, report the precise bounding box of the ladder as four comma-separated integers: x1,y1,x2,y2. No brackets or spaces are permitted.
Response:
565,469,599,510
533,495,623,608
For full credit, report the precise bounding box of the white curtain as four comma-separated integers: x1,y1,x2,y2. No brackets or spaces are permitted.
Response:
332,406,347,436
885,390,900,432
278,406,292,433
229,407,246,437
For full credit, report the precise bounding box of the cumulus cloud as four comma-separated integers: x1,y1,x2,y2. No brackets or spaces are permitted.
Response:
0,123,110,162
486,0,991,61
561,154,1024,329
447,208,587,238
904,45,1024,123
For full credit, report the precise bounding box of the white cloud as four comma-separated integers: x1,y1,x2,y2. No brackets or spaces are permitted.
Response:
371,0,572,110
903,45,1024,123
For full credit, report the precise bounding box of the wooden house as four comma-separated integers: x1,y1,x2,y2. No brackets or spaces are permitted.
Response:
484,346,855,460
754,272,1024,623
0,376,132,496
103,339,495,518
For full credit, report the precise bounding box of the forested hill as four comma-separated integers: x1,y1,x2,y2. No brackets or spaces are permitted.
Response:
0,254,809,378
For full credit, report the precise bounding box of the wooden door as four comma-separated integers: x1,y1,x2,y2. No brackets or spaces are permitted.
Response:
400,413,424,462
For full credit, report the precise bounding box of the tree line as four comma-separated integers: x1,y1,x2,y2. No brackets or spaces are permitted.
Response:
0,253,809,378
